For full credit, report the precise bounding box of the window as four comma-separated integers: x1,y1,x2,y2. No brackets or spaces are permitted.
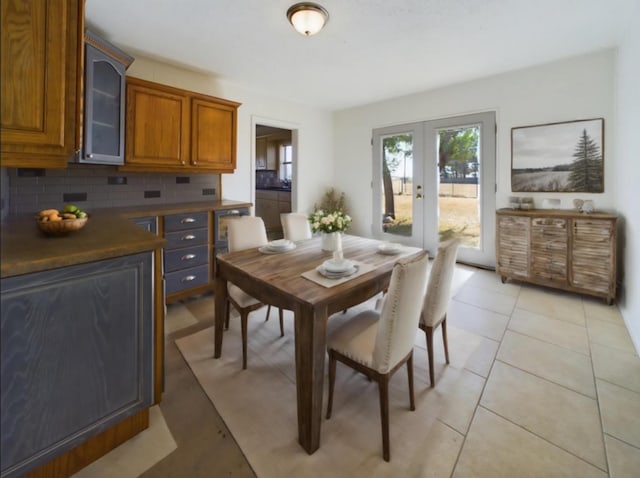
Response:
279,143,293,181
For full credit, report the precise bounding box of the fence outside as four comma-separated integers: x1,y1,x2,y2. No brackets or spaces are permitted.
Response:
391,179,478,198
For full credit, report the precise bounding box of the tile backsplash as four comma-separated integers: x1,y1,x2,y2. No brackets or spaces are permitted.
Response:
6,164,220,216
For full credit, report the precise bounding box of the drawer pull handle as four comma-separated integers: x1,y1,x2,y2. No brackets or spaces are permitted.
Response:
182,234,196,240
182,254,196,260
229,210,240,215
181,275,196,282
181,217,196,223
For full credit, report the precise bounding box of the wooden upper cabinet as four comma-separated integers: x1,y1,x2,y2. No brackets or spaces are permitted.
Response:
123,77,240,173
191,98,237,172
1,0,83,168
125,78,190,168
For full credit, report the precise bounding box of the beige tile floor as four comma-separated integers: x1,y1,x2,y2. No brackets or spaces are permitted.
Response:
74,266,640,477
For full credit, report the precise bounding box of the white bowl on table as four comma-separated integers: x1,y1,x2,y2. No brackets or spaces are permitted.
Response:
322,258,354,273
266,239,295,252
377,242,403,255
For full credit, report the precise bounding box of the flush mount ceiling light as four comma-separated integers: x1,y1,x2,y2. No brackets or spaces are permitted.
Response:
287,2,329,36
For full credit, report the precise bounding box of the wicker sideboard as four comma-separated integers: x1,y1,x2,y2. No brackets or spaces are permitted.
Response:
496,208,617,303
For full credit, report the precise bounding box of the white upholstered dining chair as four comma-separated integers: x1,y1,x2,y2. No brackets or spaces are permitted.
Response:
419,238,460,387
325,251,430,461
225,215,283,369
280,212,312,242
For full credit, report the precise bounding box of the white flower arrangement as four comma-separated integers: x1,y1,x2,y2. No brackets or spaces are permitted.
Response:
309,209,352,233
308,188,352,233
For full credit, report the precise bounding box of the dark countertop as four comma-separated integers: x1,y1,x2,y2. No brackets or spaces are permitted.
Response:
1,199,252,279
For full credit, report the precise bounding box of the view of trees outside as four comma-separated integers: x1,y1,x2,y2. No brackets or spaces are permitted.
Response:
382,127,481,247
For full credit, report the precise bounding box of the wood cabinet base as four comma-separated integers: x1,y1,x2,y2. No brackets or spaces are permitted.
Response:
496,209,617,304
24,409,149,478
166,283,215,304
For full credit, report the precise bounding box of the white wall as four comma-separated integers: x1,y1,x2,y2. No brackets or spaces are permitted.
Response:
615,5,640,352
332,50,616,237
127,56,333,214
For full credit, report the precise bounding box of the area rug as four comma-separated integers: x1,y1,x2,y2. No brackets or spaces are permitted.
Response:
176,299,483,477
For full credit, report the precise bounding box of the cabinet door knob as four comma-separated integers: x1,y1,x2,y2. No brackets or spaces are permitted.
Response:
181,275,196,282
87,153,94,159
181,254,196,260
180,160,185,165
192,160,197,165
181,217,196,223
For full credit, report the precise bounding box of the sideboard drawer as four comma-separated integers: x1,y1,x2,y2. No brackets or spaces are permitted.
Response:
165,264,210,295
164,245,209,273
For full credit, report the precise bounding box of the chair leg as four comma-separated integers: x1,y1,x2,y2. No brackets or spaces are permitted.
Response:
407,352,415,411
225,299,231,330
326,352,337,419
425,326,435,387
442,316,450,365
278,308,284,337
265,305,271,321
378,375,390,462
241,311,249,370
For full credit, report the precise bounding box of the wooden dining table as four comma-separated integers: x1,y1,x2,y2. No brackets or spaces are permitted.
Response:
213,234,423,454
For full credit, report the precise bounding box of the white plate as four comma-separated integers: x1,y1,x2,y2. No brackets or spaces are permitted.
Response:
259,243,296,254
316,264,358,279
322,259,354,273
270,239,293,248
377,242,403,255
266,239,294,251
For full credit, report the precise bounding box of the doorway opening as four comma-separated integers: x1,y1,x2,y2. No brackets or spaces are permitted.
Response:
254,124,293,240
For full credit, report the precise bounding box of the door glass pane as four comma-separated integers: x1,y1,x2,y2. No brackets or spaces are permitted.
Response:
92,61,121,156
437,126,480,248
381,133,413,237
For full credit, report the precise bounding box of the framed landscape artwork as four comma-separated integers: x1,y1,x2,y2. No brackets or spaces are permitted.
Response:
511,118,604,192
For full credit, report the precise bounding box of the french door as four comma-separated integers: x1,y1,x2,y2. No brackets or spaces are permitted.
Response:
372,112,496,267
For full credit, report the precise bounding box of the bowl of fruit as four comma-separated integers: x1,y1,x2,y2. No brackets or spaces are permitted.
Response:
36,205,88,235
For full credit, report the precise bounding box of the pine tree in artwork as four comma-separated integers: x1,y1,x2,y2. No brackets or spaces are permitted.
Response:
567,129,603,192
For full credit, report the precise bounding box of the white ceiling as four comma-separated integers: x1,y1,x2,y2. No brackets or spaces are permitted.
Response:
85,0,638,111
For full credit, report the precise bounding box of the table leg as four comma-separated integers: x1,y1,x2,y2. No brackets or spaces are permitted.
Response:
214,276,228,358
293,302,328,454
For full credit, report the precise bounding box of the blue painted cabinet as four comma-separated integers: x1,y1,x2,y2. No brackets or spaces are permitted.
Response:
77,30,133,165
0,252,154,478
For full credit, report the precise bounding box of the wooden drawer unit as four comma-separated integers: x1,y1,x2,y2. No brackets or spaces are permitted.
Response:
531,217,568,283
496,215,530,279
163,211,212,301
496,209,617,303
571,218,616,296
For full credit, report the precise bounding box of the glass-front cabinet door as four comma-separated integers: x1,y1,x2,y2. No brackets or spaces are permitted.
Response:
80,31,133,165
373,112,496,268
